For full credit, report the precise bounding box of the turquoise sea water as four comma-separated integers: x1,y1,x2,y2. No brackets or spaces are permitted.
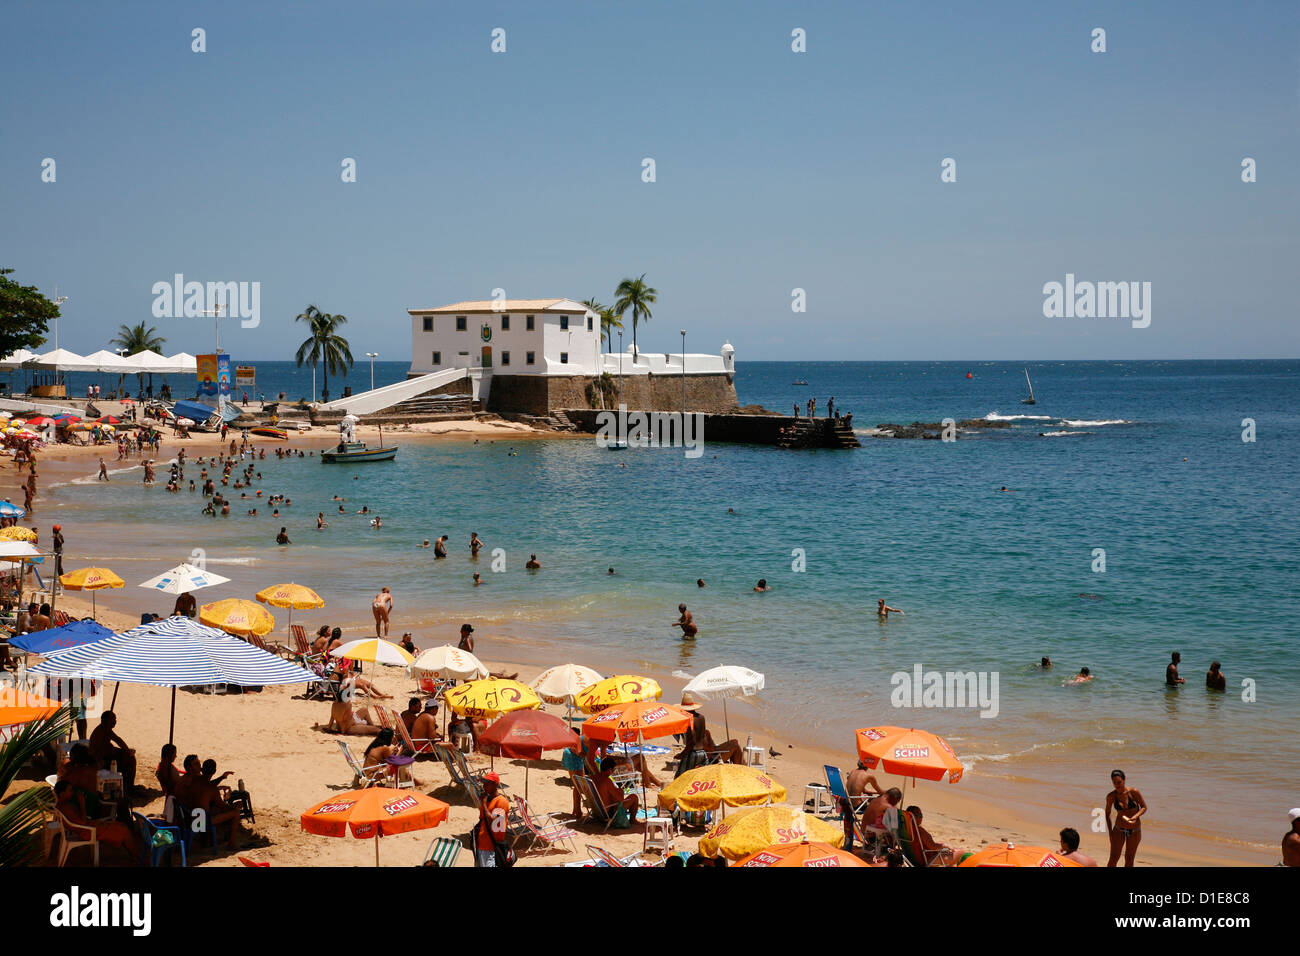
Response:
47,359,1299,857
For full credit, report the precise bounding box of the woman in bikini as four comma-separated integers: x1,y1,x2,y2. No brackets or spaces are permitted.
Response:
372,586,393,637
1104,769,1147,867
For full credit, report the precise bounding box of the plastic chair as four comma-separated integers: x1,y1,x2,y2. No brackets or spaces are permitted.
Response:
52,810,100,867
134,812,186,867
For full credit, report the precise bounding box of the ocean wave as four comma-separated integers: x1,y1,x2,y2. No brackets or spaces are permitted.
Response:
984,411,1052,421
1039,430,1090,437
1059,419,1131,427
201,557,261,566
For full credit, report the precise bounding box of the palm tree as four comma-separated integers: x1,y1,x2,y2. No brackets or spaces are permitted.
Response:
295,305,354,403
110,322,166,395
613,275,657,361
582,298,623,355
0,707,73,866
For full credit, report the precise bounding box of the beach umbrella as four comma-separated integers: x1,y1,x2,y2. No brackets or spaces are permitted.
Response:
200,598,275,637
734,840,869,868
59,567,125,619
330,638,413,667
300,787,449,867
0,526,37,542
11,618,114,655
681,663,765,739
958,842,1080,868
855,726,964,785
411,644,489,681
255,582,324,639
138,562,231,595
657,764,787,816
31,615,320,743
0,541,40,561
575,674,662,714
583,699,695,839
476,709,579,799
24,416,55,427
530,663,603,718
0,499,26,519
444,678,541,719
698,805,845,860
95,416,121,425
0,690,61,736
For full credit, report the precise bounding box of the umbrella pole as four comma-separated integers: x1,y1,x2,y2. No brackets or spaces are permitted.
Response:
723,697,729,741
168,686,176,745
111,681,120,709
375,836,380,867
639,731,648,850
525,760,529,801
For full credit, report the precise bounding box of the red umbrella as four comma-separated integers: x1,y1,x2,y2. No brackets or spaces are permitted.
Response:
96,416,122,425
25,416,54,426
477,709,579,799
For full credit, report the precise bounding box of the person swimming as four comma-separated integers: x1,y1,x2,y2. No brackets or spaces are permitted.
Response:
753,579,769,592
1066,667,1092,685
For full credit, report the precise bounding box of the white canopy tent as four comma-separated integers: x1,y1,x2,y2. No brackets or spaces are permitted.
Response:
128,349,182,374
166,352,198,373
22,348,90,371
76,349,137,373
0,349,37,369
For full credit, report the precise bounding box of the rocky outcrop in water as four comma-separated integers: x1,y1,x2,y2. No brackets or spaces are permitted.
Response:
874,419,1012,439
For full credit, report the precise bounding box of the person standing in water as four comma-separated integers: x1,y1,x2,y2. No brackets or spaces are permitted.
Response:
470,532,483,557
673,604,697,639
1166,651,1186,686
877,598,903,619
434,535,448,558
372,586,393,637
1206,661,1226,691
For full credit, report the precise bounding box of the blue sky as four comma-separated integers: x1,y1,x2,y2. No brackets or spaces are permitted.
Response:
2,0,1296,361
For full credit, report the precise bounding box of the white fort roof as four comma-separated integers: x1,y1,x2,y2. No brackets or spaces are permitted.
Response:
408,298,590,314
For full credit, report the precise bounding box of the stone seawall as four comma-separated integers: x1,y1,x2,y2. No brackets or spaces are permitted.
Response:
487,373,740,416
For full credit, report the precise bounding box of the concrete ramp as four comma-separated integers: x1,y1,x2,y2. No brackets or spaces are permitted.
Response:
318,367,472,416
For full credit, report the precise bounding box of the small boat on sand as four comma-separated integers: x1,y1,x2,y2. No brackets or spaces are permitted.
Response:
250,426,288,440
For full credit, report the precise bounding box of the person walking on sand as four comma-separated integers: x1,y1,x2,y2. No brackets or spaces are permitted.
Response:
1165,651,1185,686
97,457,109,481
673,603,697,639
1104,769,1146,867
372,586,393,637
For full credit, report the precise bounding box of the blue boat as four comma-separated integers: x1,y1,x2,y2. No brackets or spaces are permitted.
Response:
320,440,398,463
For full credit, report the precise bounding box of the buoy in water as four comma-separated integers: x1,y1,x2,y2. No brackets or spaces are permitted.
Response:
965,372,973,379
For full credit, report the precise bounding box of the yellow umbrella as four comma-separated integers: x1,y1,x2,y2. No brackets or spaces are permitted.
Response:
59,566,125,619
0,527,37,542
698,805,845,860
255,582,324,640
200,597,275,637
657,764,787,815
575,674,662,714
443,678,540,718
329,638,413,667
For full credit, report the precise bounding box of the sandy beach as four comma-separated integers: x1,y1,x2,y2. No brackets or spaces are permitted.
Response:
1,422,1277,867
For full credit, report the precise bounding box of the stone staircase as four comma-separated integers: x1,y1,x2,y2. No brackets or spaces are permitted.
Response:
829,419,861,448
389,393,473,416
776,418,819,449
544,410,577,432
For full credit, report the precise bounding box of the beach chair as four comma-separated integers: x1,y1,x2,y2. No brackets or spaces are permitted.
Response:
896,809,953,867
854,805,899,861
291,628,323,668
133,812,186,868
513,796,577,856
583,843,662,868
375,707,393,731
51,809,100,867
391,710,437,758
434,743,484,804
423,835,463,868
824,765,873,816
338,740,385,789
574,775,623,831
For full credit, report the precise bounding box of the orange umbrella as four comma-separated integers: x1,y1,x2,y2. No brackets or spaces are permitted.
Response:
301,787,450,866
734,840,869,868
581,700,694,744
958,842,1081,867
0,690,61,730
855,726,964,783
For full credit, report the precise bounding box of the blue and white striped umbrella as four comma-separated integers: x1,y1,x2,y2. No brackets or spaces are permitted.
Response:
32,615,320,741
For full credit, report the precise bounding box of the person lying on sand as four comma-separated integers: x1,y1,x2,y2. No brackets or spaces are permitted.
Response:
341,671,391,700
328,693,383,736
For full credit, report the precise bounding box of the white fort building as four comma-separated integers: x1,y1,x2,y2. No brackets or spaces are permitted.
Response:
322,297,738,418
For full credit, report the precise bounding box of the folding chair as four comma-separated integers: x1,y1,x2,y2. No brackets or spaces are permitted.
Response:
575,775,623,831
338,740,386,789
513,796,577,856
434,743,484,804
391,710,437,758
423,835,463,868
896,808,954,867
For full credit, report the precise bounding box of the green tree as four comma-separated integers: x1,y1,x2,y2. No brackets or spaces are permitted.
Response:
0,268,58,359
0,706,73,866
613,274,657,361
110,322,167,394
295,305,354,403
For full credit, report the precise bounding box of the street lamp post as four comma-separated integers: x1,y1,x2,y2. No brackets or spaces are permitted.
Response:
365,352,379,392
680,329,687,425
52,289,68,351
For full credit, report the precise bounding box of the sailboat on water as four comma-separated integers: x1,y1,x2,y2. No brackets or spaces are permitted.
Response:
1020,368,1037,406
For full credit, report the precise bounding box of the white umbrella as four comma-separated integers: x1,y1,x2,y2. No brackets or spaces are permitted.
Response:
681,664,766,739
530,663,603,723
138,562,231,595
411,644,488,680
330,638,413,667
